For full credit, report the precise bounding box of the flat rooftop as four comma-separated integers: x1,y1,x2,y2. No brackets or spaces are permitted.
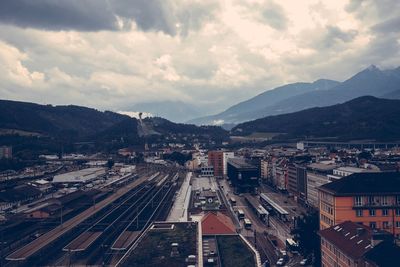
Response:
217,235,256,267
119,222,198,267
227,158,256,170
52,167,105,183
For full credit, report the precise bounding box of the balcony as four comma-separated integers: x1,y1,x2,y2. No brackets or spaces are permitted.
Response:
353,202,400,209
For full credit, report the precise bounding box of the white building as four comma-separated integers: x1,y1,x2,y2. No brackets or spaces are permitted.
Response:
119,165,136,174
223,152,235,176
52,168,106,184
328,166,379,180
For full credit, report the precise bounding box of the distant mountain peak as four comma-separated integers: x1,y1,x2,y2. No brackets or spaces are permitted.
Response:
367,64,380,71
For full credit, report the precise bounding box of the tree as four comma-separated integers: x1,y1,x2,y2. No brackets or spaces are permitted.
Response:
107,159,114,169
291,210,321,266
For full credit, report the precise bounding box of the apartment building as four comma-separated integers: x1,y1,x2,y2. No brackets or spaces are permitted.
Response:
318,172,400,238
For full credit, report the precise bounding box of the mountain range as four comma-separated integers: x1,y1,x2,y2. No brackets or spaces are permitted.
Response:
189,65,400,126
0,99,228,156
232,96,400,141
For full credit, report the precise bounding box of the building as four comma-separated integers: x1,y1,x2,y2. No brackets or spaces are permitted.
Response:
288,164,307,201
272,158,288,191
260,159,269,180
223,152,234,176
248,155,263,179
0,146,12,159
0,184,42,210
328,166,378,180
201,165,214,177
208,151,224,178
318,172,400,237
363,238,400,267
118,222,199,267
306,163,336,208
297,166,308,203
227,158,259,193
52,167,106,184
201,212,236,235
208,151,234,178
319,221,396,267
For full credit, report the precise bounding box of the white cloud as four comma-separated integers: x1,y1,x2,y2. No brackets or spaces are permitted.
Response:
0,0,398,116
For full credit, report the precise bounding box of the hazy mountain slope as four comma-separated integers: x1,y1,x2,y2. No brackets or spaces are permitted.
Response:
232,96,400,141
188,79,339,125
244,65,400,119
0,99,228,143
126,101,203,123
190,65,400,125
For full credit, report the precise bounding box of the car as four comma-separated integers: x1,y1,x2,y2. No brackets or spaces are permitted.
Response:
276,258,285,266
279,250,288,258
300,258,309,265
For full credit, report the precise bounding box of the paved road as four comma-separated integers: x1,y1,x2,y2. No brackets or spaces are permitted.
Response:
218,179,305,267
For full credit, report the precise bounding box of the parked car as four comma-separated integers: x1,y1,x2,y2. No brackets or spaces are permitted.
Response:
276,258,286,266
280,250,288,259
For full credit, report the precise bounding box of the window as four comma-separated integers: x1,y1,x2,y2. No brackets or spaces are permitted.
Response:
370,222,377,229
368,196,375,205
354,196,363,206
356,210,363,217
369,209,376,216
396,209,400,216
382,209,389,216
383,221,390,229
382,196,388,206
396,221,400,228
397,196,400,205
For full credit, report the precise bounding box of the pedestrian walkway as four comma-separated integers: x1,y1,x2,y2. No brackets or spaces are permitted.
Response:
167,172,192,222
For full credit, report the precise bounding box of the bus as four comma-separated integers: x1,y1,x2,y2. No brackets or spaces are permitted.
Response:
237,209,245,220
256,205,268,222
244,218,252,229
230,197,237,206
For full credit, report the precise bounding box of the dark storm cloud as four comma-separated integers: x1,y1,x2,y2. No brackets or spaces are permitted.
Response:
321,26,358,48
111,0,176,35
0,0,217,35
260,1,288,30
371,16,400,34
0,0,118,31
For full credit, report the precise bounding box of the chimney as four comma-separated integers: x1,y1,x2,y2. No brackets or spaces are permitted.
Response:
356,228,365,236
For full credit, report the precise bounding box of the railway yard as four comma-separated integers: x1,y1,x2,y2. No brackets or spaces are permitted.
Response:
1,167,182,267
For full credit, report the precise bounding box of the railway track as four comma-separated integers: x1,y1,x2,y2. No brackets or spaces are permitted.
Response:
5,172,157,266
9,172,179,267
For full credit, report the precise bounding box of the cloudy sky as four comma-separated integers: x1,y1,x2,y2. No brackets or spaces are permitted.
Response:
0,0,399,116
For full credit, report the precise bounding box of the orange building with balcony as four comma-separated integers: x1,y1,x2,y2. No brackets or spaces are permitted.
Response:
318,172,400,238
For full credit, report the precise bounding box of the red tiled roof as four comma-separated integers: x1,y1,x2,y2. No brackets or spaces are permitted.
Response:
201,212,236,235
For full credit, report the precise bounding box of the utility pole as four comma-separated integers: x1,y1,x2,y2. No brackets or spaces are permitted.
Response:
60,205,63,228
